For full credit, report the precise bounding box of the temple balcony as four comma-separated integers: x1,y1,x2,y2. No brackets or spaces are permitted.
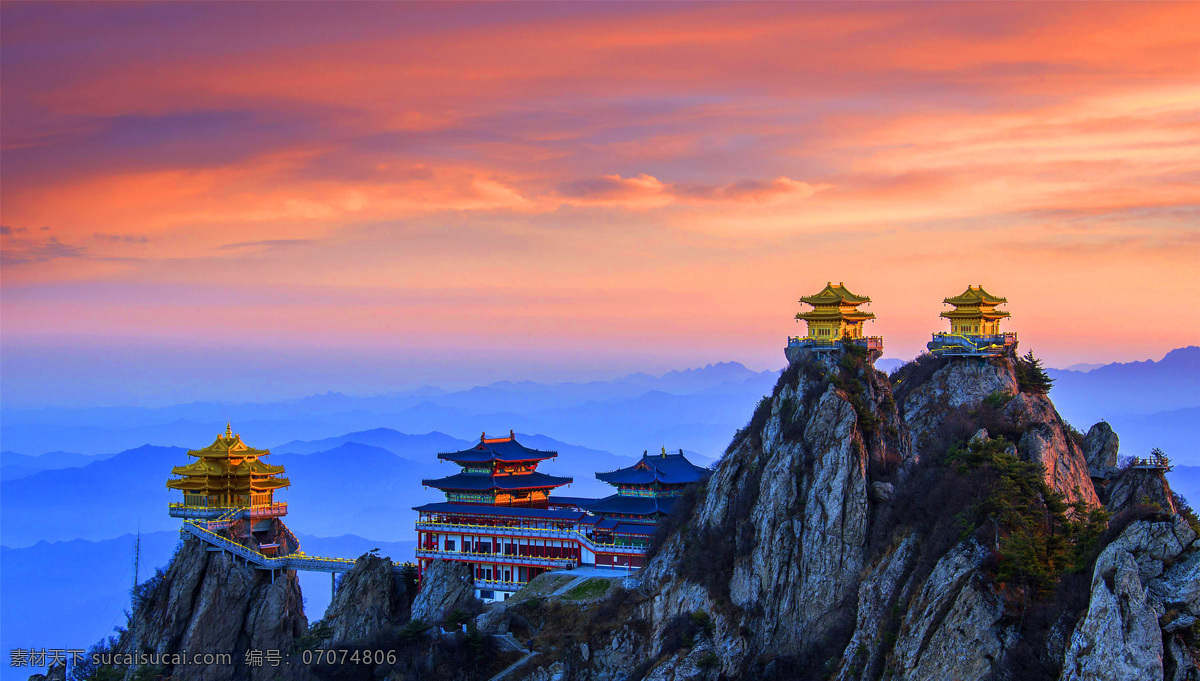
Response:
474,578,524,592
169,501,288,520
416,520,648,555
415,547,578,569
786,335,884,363
246,502,288,519
928,332,1018,357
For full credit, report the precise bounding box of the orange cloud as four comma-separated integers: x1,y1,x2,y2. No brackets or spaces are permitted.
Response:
556,174,828,208
2,2,1198,382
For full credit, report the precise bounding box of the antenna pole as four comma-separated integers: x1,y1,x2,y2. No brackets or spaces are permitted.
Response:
133,520,141,593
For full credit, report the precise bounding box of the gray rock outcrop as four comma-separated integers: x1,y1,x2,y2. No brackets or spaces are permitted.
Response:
409,558,478,624
888,539,1016,681
1108,468,1180,515
1062,517,1199,681
114,536,308,681
321,552,409,644
639,351,911,676
1085,421,1120,476
899,356,1016,437
901,356,1099,507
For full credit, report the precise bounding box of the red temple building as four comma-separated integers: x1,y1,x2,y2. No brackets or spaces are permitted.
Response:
414,432,710,602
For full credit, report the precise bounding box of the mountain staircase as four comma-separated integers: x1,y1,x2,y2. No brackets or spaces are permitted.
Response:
181,514,405,577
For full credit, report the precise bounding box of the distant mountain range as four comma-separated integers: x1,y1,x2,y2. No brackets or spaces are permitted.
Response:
0,361,777,458
1046,346,1199,419
0,430,662,548
1,349,1195,542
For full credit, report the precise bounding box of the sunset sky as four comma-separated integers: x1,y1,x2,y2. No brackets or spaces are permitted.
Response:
2,2,1198,406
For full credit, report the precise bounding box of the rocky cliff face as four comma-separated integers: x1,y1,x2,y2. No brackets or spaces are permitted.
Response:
321,552,409,645
410,559,479,624
1063,516,1199,681
1108,467,1181,516
502,350,1197,681
639,350,911,674
113,536,308,681
900,356,1099,507
105,542,514,681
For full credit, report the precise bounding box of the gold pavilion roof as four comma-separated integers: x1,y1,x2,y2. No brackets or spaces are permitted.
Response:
944,285,1007,307
800,282,871,307
796,309,876,322
941,285,1010,320
166,424,289,493
187,423,272,459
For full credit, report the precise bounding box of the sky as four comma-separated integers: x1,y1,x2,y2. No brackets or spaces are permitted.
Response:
2,2,1198,406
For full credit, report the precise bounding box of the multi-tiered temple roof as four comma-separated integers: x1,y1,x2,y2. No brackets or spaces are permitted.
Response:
796,282,875,328
424,432,572,507
787,282,883,361
928,285,1018,356
438,431,559,464
167,424,289,513
595,450,711,486
587,448,711,521
940,285,1011,331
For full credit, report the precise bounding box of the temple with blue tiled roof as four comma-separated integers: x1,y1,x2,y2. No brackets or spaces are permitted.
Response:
414,433,710,602
423,431,572,508
587,447,712,523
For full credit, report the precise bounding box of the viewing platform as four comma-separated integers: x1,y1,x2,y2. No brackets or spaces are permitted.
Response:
169,502,289,521
927,332,1017,357
1129,450,1171,471
786,335,884,363
928,286,1016,357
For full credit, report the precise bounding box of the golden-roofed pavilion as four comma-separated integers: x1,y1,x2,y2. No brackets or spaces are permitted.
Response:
794,282,877,341
786,282,883,362
928,285,1018,357
940,285,1010,336
167,424,289,515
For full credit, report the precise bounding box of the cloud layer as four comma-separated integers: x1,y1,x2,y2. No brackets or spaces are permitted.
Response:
1,2,1197,403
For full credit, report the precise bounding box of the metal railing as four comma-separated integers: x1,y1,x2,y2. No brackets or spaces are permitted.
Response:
474,579,525,591
928,332,1018,357
168,502,287,519
1129,452,1171,470
416,521,649,555
415,547,578,569
786,336,884,350
180,520,401,574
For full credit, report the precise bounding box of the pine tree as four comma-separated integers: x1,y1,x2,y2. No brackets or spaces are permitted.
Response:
1016,350,1054,394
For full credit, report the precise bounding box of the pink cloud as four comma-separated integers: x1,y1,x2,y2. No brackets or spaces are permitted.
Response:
557,174,828,208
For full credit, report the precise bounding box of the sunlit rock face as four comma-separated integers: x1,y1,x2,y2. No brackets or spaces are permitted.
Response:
901,356,1100,507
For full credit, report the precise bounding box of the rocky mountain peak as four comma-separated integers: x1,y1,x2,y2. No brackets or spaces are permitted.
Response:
320,552,411,646
897,354,1100,507
112,536,307,681
498,348,1198,680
